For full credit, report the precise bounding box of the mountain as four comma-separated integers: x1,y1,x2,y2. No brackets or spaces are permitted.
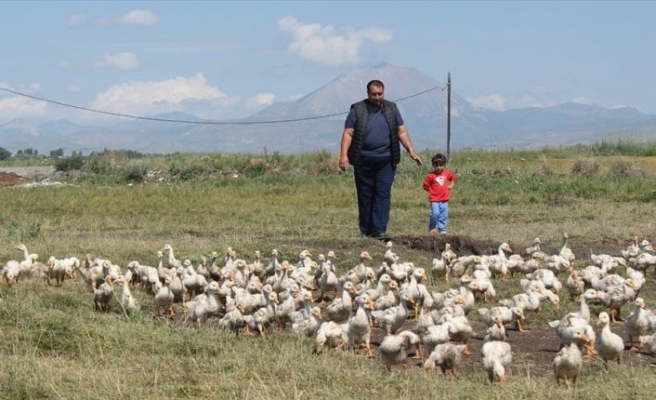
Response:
1,64,656,154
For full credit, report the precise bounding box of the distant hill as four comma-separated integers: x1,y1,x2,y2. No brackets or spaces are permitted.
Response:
2,64,656,154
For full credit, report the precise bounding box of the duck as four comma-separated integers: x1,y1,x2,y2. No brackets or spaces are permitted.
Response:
116,275,140,315
524,237,542,257
430,250,452,283
478,306,525,332
596,311,625,369
624,297,656,351
317,258,340,303
564,270,585,301
481,341,512,386
378,330,422,372
441,313,474,355
423,343,467,378
340,251,374,286
421,321,453,355
552,328,589,387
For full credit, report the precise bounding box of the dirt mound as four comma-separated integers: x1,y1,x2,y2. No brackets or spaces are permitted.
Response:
0,172,28,187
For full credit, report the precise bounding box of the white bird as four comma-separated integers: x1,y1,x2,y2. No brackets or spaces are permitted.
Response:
481,341,512,386
552,328,589,387
378,330,421,372
596,311,624,369
423,343,467,378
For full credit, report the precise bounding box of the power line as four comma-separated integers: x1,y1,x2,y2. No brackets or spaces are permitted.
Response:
0,84,444,125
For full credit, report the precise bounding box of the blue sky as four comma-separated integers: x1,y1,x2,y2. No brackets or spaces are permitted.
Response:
1,1,654,124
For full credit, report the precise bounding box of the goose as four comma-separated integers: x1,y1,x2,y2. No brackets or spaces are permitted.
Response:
482,242,512,279
596,311,624,369
314,321,348,354
478,306,525,332
421,320,454,355
564,270,585,301
317,258,340,303
548,313,596,355
340,251,374,286
181,260,209,300
242,290,278,337
291,305,321,337
221,247,238,277
264,248,281,278
372,292,413,336
624,297,656,351
346,294,375,358
481,341,512,386
116,275,140,315
365,273,392,303
448,255,482,280
559,232,575,265
441,313,474,355
484,313,507,342
431,250,452,283
93,277,114,312
46,256,68,286
249,250,266,281
325,281,355,323
162,243,183,269
154,276,176,318
195,255,210,282
599,278,637,323
552,328,589,387
379,330,421,372
526,268,562,294
186,281,221,328
373,280,399,311
524,237,542,257
423,343,467,377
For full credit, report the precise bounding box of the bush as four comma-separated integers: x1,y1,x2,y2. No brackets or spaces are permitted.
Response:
571,157,600,177
54,154,85,171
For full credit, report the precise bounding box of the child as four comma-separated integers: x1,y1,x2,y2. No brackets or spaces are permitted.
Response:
422,153,456,234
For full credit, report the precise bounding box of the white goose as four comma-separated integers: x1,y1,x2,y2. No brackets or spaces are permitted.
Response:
624,297,656,351
596,311,624,369
423,343,467,377
379,330,421,372
346,294,375,358
552,328,589,387
481,341,512,386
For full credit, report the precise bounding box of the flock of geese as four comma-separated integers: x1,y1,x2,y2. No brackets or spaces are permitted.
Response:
2,234,656,387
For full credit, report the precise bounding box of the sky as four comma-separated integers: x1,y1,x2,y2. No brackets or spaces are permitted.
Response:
1,1,655,125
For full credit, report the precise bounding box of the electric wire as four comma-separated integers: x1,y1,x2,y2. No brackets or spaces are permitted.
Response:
0,84,444,125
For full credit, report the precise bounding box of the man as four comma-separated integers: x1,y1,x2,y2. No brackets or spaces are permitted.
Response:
339,80,422,240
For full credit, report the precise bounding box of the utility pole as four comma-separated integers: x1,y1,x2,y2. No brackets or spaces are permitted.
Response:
446,72,452,162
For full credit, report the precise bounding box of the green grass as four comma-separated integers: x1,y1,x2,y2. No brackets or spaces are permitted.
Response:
1,142,656,399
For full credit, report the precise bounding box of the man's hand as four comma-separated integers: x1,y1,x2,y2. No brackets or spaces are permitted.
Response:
339,155,349,171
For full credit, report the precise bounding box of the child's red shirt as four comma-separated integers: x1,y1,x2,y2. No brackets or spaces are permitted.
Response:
422,169,456,202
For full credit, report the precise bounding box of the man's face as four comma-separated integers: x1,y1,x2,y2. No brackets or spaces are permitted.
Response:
367,85,384,105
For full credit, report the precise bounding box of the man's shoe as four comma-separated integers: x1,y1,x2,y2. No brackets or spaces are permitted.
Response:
373,232,393,242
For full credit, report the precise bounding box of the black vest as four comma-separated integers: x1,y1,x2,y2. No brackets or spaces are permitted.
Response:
347,99,401,166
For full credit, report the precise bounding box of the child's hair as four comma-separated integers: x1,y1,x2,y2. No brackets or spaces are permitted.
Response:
431,153,447,166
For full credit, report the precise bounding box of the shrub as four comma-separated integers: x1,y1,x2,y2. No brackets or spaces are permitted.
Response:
571,157,600,177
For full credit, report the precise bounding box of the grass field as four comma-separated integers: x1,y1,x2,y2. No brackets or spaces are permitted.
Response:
0,141,655,399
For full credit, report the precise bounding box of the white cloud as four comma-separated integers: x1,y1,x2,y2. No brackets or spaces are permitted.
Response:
67,9,158,27
119,10,159,26
56,60,74,71
570,97,595,105
68,13,89,26
18,83,41,94
468,94,506,111
0,96,48,119
247,92,275,107
277,16,393,67
90,73,235,117
94,52,140,71
69,84,83,94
